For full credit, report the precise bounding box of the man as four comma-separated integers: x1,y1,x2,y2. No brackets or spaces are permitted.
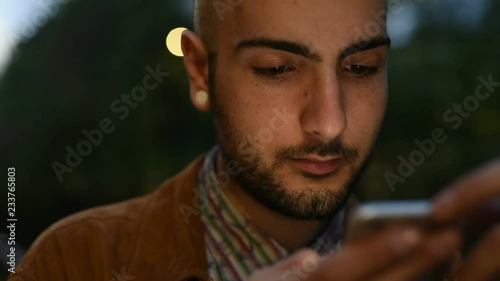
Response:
10,0,500,280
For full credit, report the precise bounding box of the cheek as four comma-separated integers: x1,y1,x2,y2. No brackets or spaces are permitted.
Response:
215,73,284,151
344,83,387,152
215,82,306,168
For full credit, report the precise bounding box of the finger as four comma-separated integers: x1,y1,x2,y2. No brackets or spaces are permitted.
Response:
370,229,461,281
249,249,320,281
274,248,320,270
459,224,500,281
432,157,500,222
312,226,422,281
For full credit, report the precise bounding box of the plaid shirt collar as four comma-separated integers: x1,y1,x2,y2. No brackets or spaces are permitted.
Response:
198,146,346,281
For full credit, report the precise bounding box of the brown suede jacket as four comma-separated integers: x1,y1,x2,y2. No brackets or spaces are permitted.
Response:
9,156,210,281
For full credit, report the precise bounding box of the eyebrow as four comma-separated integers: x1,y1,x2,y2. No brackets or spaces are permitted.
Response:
233,36,392,61
341,36,392,58
234,38,322,61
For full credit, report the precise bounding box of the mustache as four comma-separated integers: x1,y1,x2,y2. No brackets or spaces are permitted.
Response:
276,138,359,165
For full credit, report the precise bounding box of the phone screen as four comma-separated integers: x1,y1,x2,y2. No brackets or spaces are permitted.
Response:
345,200,432,242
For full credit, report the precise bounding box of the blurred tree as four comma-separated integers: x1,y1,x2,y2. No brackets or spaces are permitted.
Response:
358,0,500,199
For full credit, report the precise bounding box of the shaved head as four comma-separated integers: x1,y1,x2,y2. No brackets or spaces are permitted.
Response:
194,0,388,52
194,0,219,50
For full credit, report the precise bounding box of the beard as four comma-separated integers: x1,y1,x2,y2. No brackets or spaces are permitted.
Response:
208,54,376,221
216,126,373,221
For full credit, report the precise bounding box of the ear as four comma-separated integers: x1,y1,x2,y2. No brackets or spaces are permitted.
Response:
181,30,211,112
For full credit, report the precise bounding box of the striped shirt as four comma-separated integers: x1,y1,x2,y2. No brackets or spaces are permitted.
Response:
198,147,345,281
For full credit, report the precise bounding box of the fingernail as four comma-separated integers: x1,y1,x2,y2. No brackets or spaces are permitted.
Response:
391,228,420,256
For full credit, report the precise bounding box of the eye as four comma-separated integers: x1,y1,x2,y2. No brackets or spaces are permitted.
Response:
344,64,378,76
253,65,296,79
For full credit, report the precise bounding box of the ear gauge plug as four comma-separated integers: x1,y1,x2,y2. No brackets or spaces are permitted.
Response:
195,90,209,106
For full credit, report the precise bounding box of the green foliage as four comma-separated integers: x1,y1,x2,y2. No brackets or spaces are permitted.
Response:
358,0,500,199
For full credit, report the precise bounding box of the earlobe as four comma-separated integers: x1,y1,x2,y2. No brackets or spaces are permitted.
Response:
181,30,211,112
194,90,211,111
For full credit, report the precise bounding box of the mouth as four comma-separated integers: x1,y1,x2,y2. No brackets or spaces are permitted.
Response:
289,156,343,176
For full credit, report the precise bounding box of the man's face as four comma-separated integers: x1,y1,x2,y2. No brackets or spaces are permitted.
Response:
210,0,389,220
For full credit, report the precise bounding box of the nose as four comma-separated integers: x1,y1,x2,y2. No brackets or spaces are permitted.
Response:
300,72,347,142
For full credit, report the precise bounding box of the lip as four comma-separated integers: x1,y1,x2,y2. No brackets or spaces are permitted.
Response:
290,157,342,176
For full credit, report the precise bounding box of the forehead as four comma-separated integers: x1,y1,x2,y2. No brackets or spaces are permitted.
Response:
217,0,387,54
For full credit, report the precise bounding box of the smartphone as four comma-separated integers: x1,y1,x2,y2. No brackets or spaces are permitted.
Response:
345,200,432,242
344,200,451,281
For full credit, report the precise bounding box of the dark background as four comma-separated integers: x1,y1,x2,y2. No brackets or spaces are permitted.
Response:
0,0,499,279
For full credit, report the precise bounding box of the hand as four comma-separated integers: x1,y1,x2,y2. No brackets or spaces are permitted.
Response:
432,157,500,281
248,226,460,281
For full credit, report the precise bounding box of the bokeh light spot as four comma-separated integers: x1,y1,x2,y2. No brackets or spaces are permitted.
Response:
166,27,187,57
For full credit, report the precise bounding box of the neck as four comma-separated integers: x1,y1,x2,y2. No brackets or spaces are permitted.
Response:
217,152,329,252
